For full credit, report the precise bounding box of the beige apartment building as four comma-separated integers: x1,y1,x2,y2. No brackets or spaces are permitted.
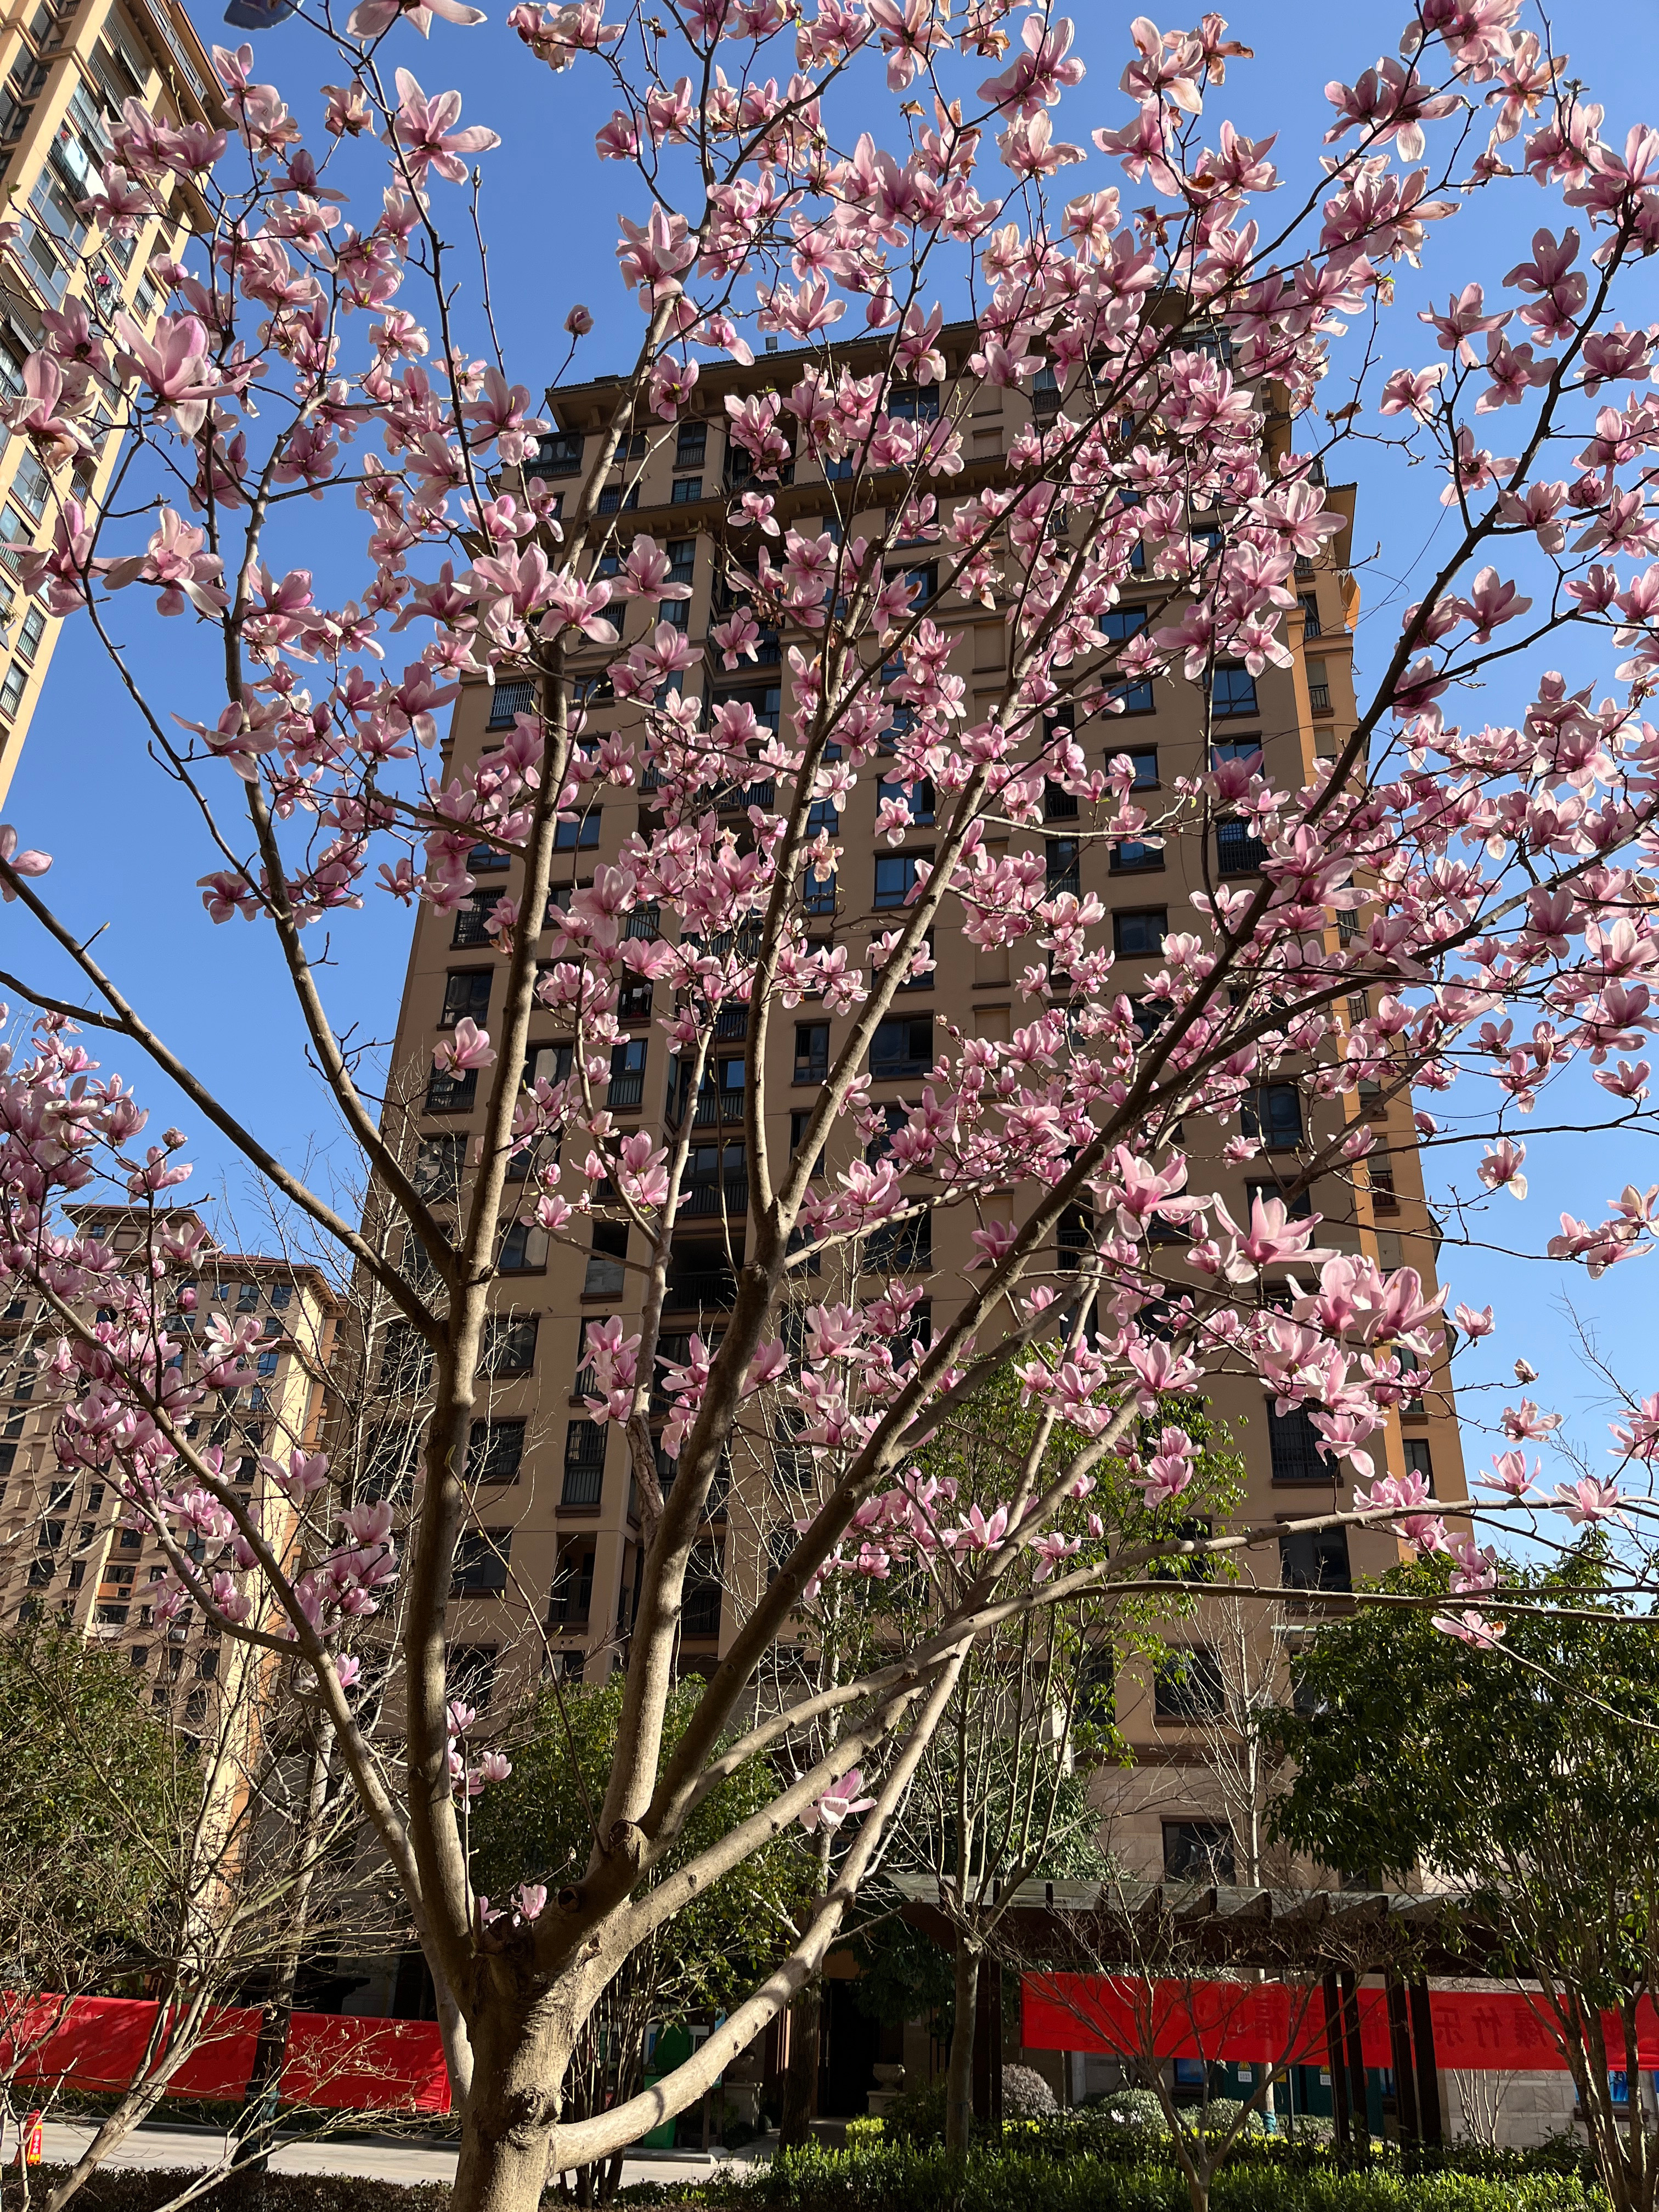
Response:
0,0,217,803
372,325,1469,1871
0,1206,340,1724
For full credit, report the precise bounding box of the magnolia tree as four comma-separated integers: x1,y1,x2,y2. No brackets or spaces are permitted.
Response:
4,0,1659,2202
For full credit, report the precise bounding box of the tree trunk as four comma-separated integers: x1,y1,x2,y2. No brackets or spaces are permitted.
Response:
944,1938,978,2154
451,1996,568,2212
778,1978,820,2149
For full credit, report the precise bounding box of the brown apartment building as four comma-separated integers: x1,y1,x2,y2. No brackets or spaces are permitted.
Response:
0,0,217,803
375,324,1470,1876
0,1206,340,1725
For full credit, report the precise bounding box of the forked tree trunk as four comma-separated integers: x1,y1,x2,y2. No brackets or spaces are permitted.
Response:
944,1938,978,2154
778,1978,821,2149
451,1991,571,2212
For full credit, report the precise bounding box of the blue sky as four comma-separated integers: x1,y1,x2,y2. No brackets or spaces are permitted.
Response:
4,0,1657,1479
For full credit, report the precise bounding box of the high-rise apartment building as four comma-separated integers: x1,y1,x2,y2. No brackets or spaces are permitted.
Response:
0,1206,339,1725
0,0,216,803
376,329,1468,1816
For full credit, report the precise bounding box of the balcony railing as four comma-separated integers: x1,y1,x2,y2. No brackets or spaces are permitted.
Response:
680,1172,748,1219
607,1071,645,1109
1308,682,1331,712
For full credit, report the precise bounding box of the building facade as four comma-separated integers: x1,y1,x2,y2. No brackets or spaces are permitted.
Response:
374,328,1469,1840
0,0,216,802
0,1205,339,1724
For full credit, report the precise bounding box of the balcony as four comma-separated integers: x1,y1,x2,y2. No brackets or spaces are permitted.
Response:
1308,682,1331,712
1216,821,1269,876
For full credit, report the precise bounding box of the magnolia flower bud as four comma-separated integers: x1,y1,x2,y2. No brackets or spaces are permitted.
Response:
565,304,594,337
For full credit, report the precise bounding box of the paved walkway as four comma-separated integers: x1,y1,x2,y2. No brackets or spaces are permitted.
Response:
27,2118,766,2191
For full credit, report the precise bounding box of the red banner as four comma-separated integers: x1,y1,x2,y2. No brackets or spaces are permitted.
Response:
1021,1974,1659,2073
1,1995,450,2114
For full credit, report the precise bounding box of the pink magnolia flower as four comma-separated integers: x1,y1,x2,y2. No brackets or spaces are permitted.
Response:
114,313,220,438
1433,1610,1507,1651
392,71,500,188
565,304,594,336
433,1017,495,1073
0,826,52,896
801,1767,877,1834
1477,1138,1528,1199
1554,1476,1627,1526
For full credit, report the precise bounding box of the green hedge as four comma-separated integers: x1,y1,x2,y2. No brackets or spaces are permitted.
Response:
0,2170,454,2212
691,2144,1605,2212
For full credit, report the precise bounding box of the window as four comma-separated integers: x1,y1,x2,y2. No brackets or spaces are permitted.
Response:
1210,663,1259,719
1267,1402,1325,1484
524,1040,573,1093
452,891,503,949
549,1538,596,1627
1217,820,1269,875
448,1644,499,1711
583,1221,628,1298
1057,1204,1092,1269
1113,907,1167,957
1031,363,1061,417
1243,1084,1302,1150
1154,1645,1225,1721
452,1528,511,1595
488,679,535,729
608,1035,647,1109
675,421,707,470
1404,1437,1435,1492
441,969,493,1029
1211,739,1263,767
469,841,509,874
666,1241,740,1310
788,1110,825,1174
1042,779,1079,823
1045,837,1080,897
1101,607,1153,712
363,1421,424,1502
466,1418,525,1486
499,1220,549,1272
803,866,837,918
682,1544,723,1638
874,852,924,909
414,1135,464,1201
1369,1155,1398,1211
482,1316,538,1378
870,1014,933,1082
425,1066,477,1114
670,476,701,504
529,430,583,476
618,975,653,1022
597,483,640,515
1307,657,1330,712
1279,1526,1352,1593
1110,839,1162,874
887,387,941,422
865,1209,931,1272
555,811,602,850
1298,592,1322,639
562,1419,607,1508
794,1022,830,1085
14,603,46,665
381,1322,435,1396
1164,1820,1235,1883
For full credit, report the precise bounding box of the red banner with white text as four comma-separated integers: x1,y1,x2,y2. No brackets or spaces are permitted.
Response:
0,1994,450,2113
1021,1974,1659,2072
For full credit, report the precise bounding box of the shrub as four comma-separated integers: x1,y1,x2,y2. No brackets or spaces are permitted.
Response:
879,2073,947,2146
1092,2087,1172,2142
1002,2065,1058,2120
705,2142,1605,2212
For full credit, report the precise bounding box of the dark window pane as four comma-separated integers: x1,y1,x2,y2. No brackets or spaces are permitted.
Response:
1154,1646,1224,1720
1164,1820,1235,1882
1279,1526,1352,1592
441,970,493,1028
1267,1402,1324,1483
452,1528,511,1594
466,1419,525,1486
1113,907,1167,957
